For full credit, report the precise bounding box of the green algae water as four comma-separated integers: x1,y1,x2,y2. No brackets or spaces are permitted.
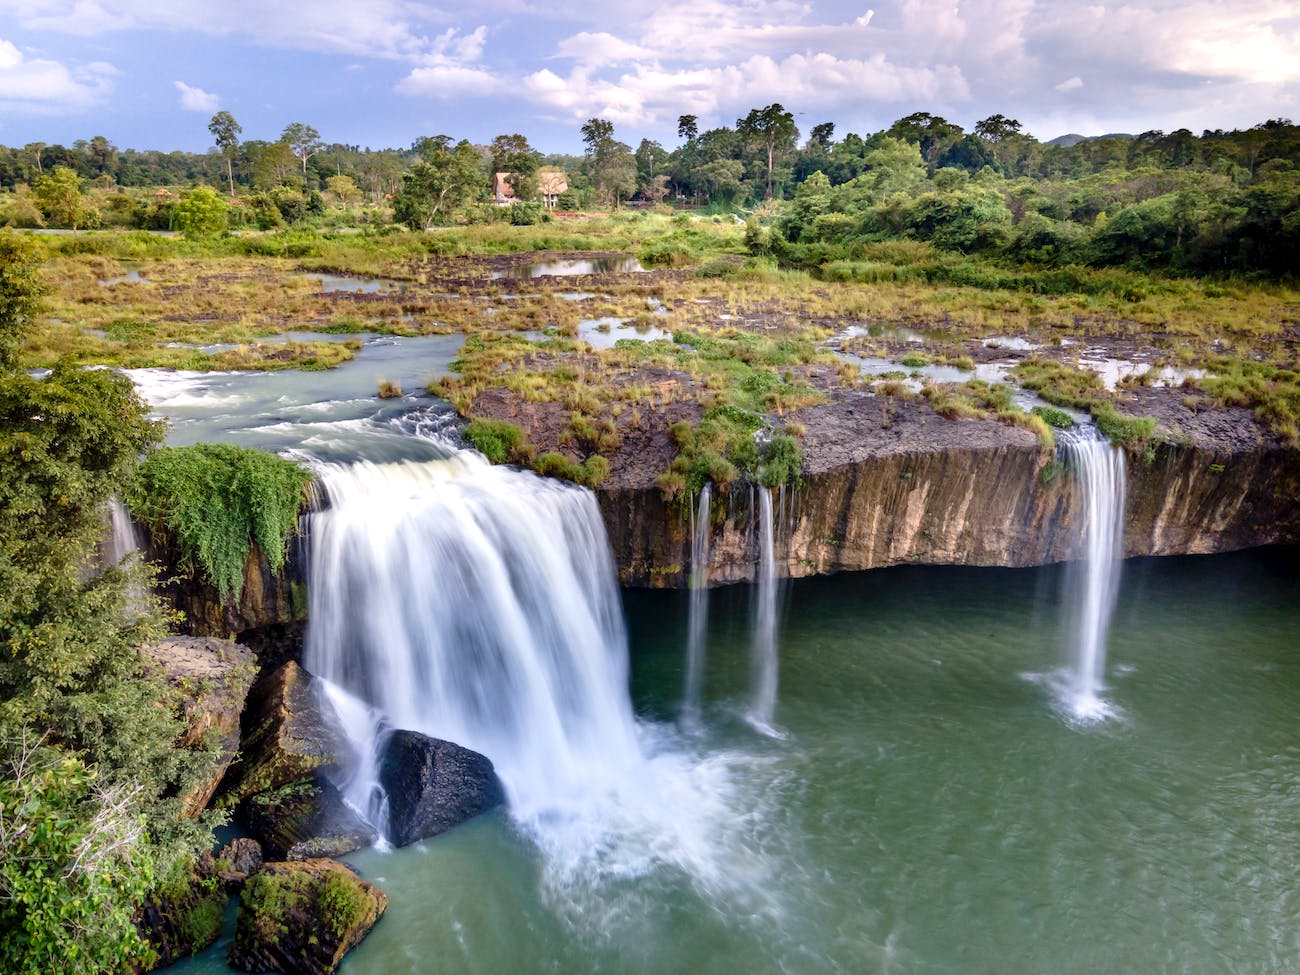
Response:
178,548,1299,974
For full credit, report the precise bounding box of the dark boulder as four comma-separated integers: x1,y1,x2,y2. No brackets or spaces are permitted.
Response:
378,729,504,847
215,837,265,888
229,858,386,974
242,775,377,860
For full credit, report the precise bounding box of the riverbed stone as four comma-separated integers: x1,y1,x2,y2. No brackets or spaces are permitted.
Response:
142,635,257,817
221,661,347,807
378,729,504,847
242,774,377,860
229,858,386,975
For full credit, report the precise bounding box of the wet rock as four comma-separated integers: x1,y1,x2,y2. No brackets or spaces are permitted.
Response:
229,859,386,975
242,775,377,860
379,730,504,847
142,636,257,817
145,531,310,638
135,856,228,970
215,837,264,887
221,661,347,806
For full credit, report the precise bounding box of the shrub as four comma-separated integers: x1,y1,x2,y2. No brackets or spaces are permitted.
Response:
463,418,528,464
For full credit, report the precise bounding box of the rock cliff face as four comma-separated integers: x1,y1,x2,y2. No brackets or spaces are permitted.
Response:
604,395,1300,587
148,394,1300,635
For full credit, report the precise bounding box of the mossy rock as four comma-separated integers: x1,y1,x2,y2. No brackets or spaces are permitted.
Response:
229,859,386,974
242,775,377,860
221,662,348,807
136,858,229,970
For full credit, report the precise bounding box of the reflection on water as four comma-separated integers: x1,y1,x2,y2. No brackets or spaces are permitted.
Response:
493,257,647,279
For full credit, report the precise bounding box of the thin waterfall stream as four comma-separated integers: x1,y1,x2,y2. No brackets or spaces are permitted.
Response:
681,483,712,724
746,486,782,736
1056,426,1127,721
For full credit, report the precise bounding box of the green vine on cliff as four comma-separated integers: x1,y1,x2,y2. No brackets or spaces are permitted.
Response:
130,444,313,604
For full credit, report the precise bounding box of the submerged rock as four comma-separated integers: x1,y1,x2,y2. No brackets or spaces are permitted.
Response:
242,775,377,860
229,858,386,975
221,661,347,806
142,635,257,817
379,729,504,847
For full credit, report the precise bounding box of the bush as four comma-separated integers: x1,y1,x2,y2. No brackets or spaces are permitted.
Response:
0,746,159,975
171,187,228,240
463,418,528,464
130,444,313,603
1033,405,1076,428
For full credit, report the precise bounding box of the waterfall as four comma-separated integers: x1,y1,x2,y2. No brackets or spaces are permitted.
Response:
105,497,142,566
1058,427,1126,720
303,452,644,825
746,486,781,736
681,484,712,723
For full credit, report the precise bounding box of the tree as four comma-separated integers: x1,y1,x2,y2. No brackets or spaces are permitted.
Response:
737,103,799,199
22,142,45,176
0,239,211,970
393,136,483,229
581,118,636,207
809,122,835,151
0,233,44,370
887,112,964,167
248,141,299,190
325,174,362,206
489,134,541,201
31,167,95,232
974,114,1022,143
86,136,117,176
677,115,699,144
280,122,322,175
208,111,242,198
172,186,228,239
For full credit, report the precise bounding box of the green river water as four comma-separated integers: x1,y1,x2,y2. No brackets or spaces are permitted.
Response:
175,547,1298,975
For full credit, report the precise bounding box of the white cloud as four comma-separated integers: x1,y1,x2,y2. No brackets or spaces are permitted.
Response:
553,31,656,68
523,52,969,126
174,80,219,111
1055,76,1083,92
396,64,504,98
3,0,447,60
0,36,116,112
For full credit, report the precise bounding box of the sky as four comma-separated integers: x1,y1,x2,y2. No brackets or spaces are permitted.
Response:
0,0,1298,154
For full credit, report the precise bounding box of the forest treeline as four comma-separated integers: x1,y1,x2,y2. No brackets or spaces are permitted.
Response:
2,110,1298,275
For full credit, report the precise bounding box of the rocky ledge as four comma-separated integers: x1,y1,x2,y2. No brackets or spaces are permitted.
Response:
142,387,1300,633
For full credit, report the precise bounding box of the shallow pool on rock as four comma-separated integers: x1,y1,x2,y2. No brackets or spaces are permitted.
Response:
177,548,1299,975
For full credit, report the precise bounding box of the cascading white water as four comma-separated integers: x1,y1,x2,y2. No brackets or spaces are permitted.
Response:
105,497,142,566
681,484,712,723
304,452,643,823
746,486,781,735
1058,426,1126,720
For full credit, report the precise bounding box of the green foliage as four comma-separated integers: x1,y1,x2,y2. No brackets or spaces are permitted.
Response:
0,746,158,975
659,406,803,507
318,871,367,940
463,418,528,465
130,444,312,603
1013,359,1158,450
31,167,96,231
171,186,228,239
0,231,45,369
1033,405,1076,429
